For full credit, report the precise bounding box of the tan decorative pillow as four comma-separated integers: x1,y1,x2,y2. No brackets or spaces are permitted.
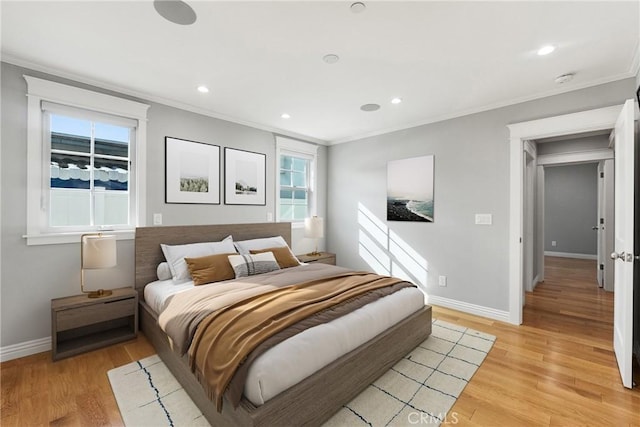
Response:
250,246,301,269
184,253,236,286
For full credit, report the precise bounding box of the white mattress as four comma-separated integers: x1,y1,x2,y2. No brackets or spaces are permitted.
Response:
144,278,425,406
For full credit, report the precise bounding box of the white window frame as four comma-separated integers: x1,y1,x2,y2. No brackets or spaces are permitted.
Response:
24,76,149,245
275,136,318,227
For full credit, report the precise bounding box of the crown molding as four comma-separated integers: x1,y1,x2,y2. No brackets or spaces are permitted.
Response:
1,54,327,146
329,72,636,145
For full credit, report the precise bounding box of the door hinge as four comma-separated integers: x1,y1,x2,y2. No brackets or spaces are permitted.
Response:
600,263,604,270
600,172,604,178
600,218,604,224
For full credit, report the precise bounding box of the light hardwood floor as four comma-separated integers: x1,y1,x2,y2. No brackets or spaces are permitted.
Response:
1,256,638,426
440,256,639,426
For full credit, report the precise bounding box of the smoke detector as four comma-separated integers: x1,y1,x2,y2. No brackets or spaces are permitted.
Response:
323,54,340,64
555,73,575,84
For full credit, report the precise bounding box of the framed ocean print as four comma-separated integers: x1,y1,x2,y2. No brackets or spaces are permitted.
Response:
224,147,266,205
165,137,220,204
387,155,434,222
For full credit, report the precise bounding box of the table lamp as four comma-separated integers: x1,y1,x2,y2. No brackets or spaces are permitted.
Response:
304,216,324,256
81,233,116,298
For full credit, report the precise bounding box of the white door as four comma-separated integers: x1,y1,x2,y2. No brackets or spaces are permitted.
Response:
612,99,635,389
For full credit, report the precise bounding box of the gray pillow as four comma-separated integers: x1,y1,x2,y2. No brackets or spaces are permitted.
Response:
227,252,280,278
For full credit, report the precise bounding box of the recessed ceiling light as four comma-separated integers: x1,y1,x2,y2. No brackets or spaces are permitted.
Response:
554,73,575,84
153,0,197,25
197,85,209,93
391,97,402,105
281,113,291,119
350,2,366,13
323,54,340,64
537,45,555,56
360,103,380,112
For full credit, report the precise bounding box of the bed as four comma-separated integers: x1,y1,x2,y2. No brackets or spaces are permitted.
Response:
135,223,432,427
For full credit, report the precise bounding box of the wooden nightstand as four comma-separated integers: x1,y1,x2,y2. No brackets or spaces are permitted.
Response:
297,252,336,265
51,287,138,361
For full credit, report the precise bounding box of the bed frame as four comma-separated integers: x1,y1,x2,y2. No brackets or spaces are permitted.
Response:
135,223,432,426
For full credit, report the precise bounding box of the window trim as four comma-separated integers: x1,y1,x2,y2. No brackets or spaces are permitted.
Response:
24,76,149,245
275,136,318,226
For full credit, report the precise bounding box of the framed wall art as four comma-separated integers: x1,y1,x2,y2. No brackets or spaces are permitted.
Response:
165,137,220,204
224,147,266,205
387,155,434,222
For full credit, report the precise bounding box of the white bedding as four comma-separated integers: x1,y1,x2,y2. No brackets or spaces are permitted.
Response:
144,275,425,406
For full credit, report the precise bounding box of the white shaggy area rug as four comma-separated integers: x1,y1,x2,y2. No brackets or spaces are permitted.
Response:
108,319,495,427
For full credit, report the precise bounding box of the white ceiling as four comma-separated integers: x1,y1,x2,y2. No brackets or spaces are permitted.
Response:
2,1,639,145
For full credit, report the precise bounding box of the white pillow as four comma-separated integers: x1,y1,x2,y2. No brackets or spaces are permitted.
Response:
228,252,281,278
234,236,289,254
161,236,236,282
156,262,172,281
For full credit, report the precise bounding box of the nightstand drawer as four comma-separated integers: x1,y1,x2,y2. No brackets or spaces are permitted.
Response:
56,297,136,332
313,255,336,265
296,252,336,265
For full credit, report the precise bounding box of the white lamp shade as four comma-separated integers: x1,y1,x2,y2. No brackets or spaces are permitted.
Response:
304,216,324,239
82,235,117,269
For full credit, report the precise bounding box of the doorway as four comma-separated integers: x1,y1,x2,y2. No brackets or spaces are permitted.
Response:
507,104,625,324
508,101,637,388
523,132,615,297
524,155,613,337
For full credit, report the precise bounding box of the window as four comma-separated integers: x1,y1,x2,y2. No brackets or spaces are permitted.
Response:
46,107,134,229
276,137,318,223
279,154,310,221
25,76,149,245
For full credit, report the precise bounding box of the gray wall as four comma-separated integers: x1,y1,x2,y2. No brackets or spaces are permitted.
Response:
544,163,598,254
327,78,635,312
0,62,327,347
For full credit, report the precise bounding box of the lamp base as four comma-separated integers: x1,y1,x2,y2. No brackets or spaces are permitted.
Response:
306,251,322,257
87,289,113,298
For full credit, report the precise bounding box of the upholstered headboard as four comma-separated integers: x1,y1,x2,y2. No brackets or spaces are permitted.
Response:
134,222,292,299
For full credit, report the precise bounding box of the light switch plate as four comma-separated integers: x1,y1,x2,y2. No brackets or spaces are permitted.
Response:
475,214,492,225
153,213,162,225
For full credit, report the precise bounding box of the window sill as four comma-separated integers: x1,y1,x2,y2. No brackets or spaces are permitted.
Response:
23,230,135,246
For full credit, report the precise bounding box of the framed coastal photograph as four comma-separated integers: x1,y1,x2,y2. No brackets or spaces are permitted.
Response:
387,155,434,222
165,137,220,204
224,147,266,205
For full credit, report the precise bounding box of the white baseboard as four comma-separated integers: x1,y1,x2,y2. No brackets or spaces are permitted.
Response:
531,274,541,291
0,337,51,362
426,295,510,323
544,251,597,260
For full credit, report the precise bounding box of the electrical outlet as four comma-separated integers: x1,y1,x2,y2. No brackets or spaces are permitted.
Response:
153,213,162,225
551,240,557,247
267,212,273,222
438,276,447,287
